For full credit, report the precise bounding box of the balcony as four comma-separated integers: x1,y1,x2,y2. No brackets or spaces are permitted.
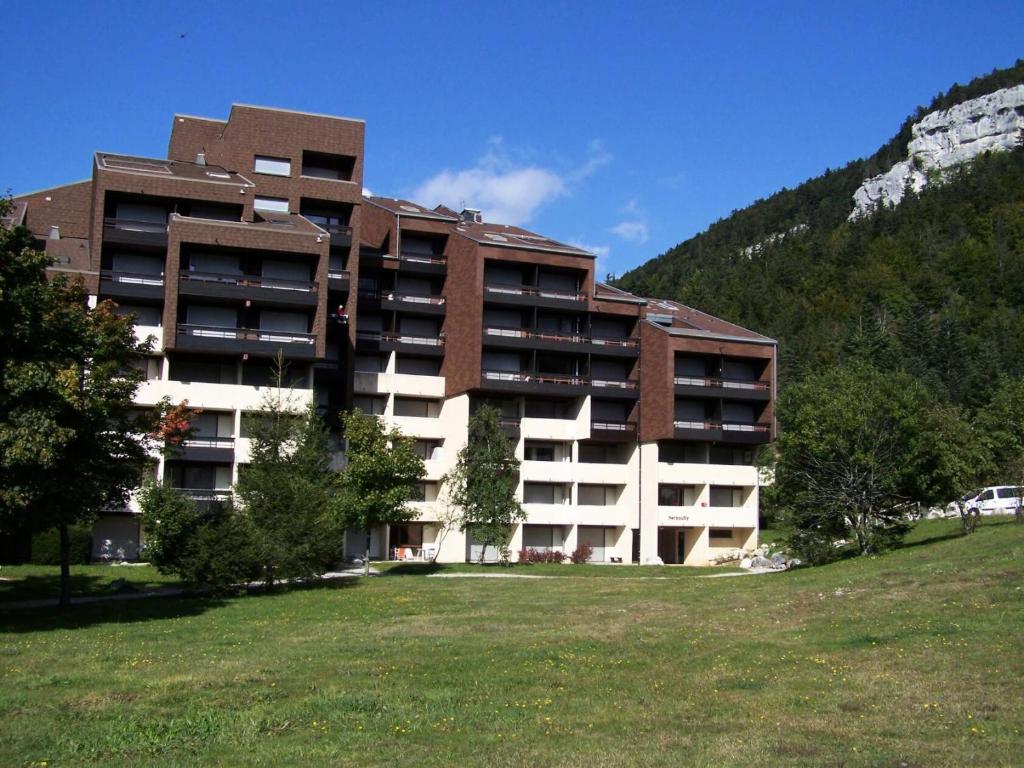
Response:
673,420,772,444
176,488,232,509
481,370,638,399
355,330,445,357
590,420,637,443
179,436,235,463
483,284,587,310
176,324,317,359
388,252,447,275
673,375,770,401
327,268,351,294
179,272,318,307
483,326,637,357
322,223,353,248
99,270,165,301
380,291,446,316
103,217,168,248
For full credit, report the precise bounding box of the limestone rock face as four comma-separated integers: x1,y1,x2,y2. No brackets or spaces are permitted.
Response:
852,85,1024,218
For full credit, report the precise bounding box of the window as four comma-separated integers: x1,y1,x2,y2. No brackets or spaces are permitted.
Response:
169,357,235,385
996,487,1021,499
658,484,698,506
396,356,441,376
113,303,162,326
352,396,386,415
524,441,557,462
980,489,995,501
254,196,289,213
523,525,564,552
523,483,567,505
578,444,630,464
709,528,734,542
253,156,291,177
578,485,619,506
394,398,439,418
302,150,355,181
709,486,745,507
409,482,439,502
354,355,385,373
709,446,754,465
411,440,442,460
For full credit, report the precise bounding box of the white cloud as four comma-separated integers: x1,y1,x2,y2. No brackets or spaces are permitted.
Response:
412,139,611,227
362,187,373,197
611,198,649,243
611,219,649,243
567,140,612,183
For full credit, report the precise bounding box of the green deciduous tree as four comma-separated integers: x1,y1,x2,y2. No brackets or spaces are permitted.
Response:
0,202,151,606
442,405,524,564
766,363,936,561
337,409,425,575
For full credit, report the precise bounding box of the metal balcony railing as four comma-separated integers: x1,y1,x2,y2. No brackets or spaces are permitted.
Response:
103,216,167,233
483,327,636,347
674,420,771,433
175,488,232,502
481,370,637,389
483,284,586,301
182,436,236,449
591,420,637,433
356,330,444,347
674,375,769,391
385,252,447,265
100,269,164,286
181,271,316,293
328,269,351,280
177,324,315,345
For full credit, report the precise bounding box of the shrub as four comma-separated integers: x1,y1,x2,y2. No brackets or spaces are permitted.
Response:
517,547,567,564
569,542,593,564
30,525,92,565
139,481,260,591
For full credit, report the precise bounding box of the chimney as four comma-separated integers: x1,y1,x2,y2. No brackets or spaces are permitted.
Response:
195,152,206,166
48,225,61,240
460,207,482,224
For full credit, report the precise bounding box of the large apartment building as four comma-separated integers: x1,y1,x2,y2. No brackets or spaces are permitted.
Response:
11,104,777,566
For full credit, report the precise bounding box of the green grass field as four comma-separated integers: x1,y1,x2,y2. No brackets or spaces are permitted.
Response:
1,518,1022,767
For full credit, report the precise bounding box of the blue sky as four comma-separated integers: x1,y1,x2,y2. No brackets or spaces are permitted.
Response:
3,1,1023,278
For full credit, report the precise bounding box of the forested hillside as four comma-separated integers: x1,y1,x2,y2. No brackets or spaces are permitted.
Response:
616,61,1024,410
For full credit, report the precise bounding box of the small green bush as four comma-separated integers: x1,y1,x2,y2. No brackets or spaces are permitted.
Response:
30,525,92,565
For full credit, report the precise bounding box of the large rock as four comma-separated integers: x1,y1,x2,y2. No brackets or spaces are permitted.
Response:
852,85,1024,218
750,555,772,568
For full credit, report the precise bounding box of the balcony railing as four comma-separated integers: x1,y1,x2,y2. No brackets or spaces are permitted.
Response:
100,269,164,287
674,376,769,391
321,223,353,238
177,324,315,345
591,420,637,433
356,330,445,347
181,271,316,293
103,217,167,234
674,420,771,433
482,370,638,389
328,269,351,280
483,327,636,347
182,436,235,449
382,291,445,306
386,252,447,265
175,488,231,502
483,284,586,302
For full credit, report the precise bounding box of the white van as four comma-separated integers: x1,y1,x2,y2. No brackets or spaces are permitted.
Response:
964,486,1023,516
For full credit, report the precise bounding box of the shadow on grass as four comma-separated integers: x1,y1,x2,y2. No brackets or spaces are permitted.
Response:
0,573,166,604
380,562,444,576
0,574,360,633
900,517,1018,550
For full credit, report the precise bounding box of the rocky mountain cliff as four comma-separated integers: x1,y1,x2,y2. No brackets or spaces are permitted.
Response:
852,85,1024,217
614,60,1024,408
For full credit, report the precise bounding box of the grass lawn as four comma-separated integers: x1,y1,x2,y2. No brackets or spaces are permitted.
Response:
1,518,1022,767
0,564,182,603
